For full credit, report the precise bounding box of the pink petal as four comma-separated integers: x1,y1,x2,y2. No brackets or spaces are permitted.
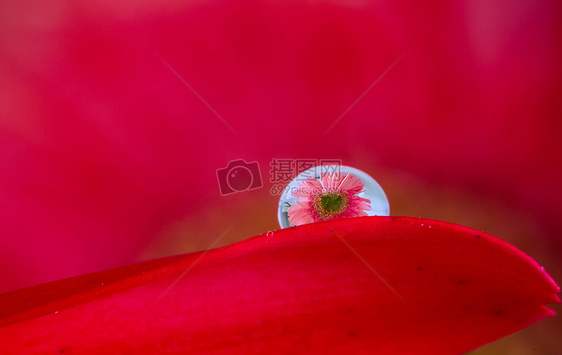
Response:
338,173,364,195
288,201,314,226
321,173,339,190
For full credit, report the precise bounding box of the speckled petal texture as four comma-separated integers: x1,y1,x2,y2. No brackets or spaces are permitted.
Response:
0,217,558,354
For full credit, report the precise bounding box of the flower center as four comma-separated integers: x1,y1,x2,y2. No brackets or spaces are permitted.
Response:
321,194,343,211
313,192,349,220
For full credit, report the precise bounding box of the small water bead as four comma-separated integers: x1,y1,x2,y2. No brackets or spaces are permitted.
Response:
277,165,390,228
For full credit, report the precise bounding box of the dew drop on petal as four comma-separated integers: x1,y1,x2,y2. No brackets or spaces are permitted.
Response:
277,165,390,228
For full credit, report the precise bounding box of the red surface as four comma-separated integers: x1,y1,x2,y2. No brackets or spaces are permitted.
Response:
0,217,558,354
1,0,562,294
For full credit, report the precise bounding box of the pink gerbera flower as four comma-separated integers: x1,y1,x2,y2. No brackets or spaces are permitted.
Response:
288,172,371,226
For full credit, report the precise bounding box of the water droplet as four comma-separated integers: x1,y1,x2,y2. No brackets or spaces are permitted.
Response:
277,165,390,228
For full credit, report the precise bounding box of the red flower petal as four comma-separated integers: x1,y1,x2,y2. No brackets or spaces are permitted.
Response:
0,217,558,354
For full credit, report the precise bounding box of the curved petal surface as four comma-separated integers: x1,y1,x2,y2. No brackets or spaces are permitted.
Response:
0,217,558,354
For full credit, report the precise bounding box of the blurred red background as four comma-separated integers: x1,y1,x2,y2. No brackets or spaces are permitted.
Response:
1,1,560,353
